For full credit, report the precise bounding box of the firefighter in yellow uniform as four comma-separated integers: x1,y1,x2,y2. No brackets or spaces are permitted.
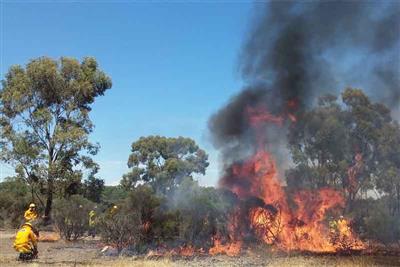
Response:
329,217,338,234
24,203,38,222
110,205,118,216
88,208,96,237
14,222,39,261
328,216,339,244
337,215,350,238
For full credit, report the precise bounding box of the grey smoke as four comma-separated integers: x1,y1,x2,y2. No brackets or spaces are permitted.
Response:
239,1,399,108
209,1,400,174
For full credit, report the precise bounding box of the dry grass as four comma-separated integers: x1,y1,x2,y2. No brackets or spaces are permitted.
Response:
2,230,399,267
80,255,398,267
0,256,172,267
265,256,376,267
86,258,174,267
1,254,399,267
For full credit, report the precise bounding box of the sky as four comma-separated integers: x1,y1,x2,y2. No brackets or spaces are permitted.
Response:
0,1,254,185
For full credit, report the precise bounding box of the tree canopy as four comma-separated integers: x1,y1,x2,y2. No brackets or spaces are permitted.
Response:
121,136,209,194
0,56,112,219
286,88,400,213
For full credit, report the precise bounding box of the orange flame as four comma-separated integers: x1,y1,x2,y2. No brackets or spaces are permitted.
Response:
247,106,284,127
218,106,365,253
38,232,60,242
209,237,242,256
178,245,195,256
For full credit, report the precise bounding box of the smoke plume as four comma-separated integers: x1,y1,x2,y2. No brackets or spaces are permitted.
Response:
209,1,400,170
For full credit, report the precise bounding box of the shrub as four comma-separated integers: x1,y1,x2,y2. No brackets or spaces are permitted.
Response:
52,195,93,240
350,197,400,245
97,185,161,250
168,178,235,247
150,210,180,244
0,178,31,228
101,185,129,206
97,180,237,252
97,206,142,251
82,176,105,203
362,200,400,244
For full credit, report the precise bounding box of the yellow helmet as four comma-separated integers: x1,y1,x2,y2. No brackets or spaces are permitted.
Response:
29,203,36,208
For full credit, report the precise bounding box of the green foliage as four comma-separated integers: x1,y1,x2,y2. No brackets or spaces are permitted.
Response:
287,92,349,190
0,56,112,218
287,88,400,212
121,136,209,194
150,210,180,244
110,135,238,249
124,185,165,244
169,178,235,247
97,185,160,250
0,177,31,228
96,205,142,251
52,194,93,240
101,185,129,206
350,198,400,244
101,176,236,250
82,175,105,203
363,207,400,244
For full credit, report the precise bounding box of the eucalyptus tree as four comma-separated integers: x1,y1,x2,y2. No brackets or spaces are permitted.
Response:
287,88,400,211
0,56,112,219
121,136,209,195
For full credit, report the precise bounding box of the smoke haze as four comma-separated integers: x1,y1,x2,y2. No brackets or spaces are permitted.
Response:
209,1,400,173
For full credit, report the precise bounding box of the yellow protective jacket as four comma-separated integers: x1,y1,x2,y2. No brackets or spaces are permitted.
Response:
13,225,38,253
337,219,350,237
89,210,96,227
24,209,38,222
110,206,118,216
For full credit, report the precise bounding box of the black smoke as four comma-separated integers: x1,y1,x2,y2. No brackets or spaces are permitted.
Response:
209,1,400,163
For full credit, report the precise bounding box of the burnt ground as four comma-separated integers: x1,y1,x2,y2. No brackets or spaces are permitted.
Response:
1,230,399,267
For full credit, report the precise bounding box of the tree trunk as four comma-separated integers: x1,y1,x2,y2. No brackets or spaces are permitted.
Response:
44,178,54,222
45,145,55,222
396,183,400,215
31,186,35,203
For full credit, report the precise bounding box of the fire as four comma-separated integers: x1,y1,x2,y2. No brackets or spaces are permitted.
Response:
140,104,365,256
178,245,195,256
209,237,242,256
347,153,363,195
216,106,365,253
247,107,284,127
249,206,281,244
38,232,60,242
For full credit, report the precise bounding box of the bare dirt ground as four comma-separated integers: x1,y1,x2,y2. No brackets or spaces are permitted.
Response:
1,230,399,267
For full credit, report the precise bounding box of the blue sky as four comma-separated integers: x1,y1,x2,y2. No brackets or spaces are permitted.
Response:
0,1,254,185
